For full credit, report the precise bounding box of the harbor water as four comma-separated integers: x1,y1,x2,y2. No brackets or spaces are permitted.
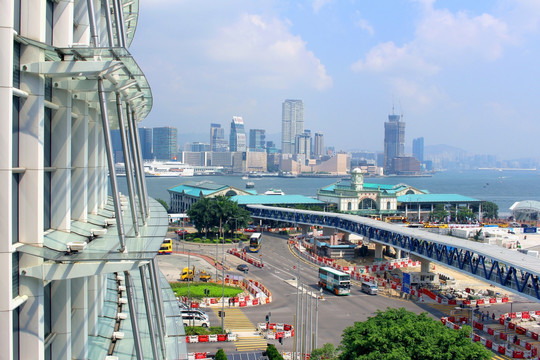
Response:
116,170,540,216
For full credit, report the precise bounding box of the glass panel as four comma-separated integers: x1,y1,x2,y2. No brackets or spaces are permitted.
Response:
13,0,21,33
12,252,19,297
44,107,51,166
45,0,53,46
12,307,19,360
13,41,20,88
12,174,19,244
44,283,51,338
44,172,51,230
12,96,19,166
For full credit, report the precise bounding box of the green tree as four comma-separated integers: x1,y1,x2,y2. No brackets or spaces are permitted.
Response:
187,197,214,235
430,204,448,222
481,201,498,220
338,308,491,360
156,198,169,212
215,349,227,360
265,344,284,360
187,196,251,237
311,343,338,360
457,207,475,223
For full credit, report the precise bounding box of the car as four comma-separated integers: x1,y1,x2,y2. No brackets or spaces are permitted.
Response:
237,264,249,272
181,309,209,320
176,229,188,236
178,301,189,310
182,314,209,328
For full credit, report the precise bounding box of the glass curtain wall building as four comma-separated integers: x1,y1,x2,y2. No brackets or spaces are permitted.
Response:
249,129,266,151
281,99,304,155
229,116,247,152
153,126,178,160
2,1,184,359
383,112,406,174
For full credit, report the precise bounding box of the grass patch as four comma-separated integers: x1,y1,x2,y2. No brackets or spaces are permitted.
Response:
171,282,244,299
185,326,225,335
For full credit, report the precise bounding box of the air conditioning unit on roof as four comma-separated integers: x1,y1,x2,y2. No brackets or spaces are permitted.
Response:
91,228,107,236
66,241,87,253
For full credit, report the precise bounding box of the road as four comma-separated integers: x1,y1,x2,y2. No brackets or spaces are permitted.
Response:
161,232,467,354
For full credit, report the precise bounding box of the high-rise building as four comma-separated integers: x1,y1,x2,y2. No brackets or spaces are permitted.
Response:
153,126,178,160
249,129,266,151
139,127,153,160
383,111,405,174
295,131,312,157
281,99,304,154
229,116,247,152
413,137,424,163
210,123,228,152
2,2,183,359
313,132,324,158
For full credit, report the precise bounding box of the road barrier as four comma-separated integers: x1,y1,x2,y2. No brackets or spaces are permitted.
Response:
228,248,264,268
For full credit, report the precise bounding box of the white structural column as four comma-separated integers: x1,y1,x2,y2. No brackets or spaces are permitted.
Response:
71,277,88,359
99,119,107,208
51,88,72,231
375,243,383,261
51,280,71,360
87,276,99,335
18,0,47,358
71,99,89,221
0,1,15,358
87,111,99,214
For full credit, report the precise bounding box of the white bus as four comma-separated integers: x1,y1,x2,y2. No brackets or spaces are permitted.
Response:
318,267,351,295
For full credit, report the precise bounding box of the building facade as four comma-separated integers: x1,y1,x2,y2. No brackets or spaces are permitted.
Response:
413,137,424,163
229,116,246,152
249,129,266,151
313,131,324,158
139,127,153,160
281,99,304,154
2,1,183,359
153,126,178,160
295,131,312,158
383,112,405,174
210,123,228,152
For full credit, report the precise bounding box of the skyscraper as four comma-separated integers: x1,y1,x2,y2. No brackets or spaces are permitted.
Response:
138,127,153,160
313,131,324,158
210,123,228,152
153,126,178,160
281,99,304,154
249,129,266,151
383,111,405,174
229,116,247,152
295,132,312,157
413,137,424,163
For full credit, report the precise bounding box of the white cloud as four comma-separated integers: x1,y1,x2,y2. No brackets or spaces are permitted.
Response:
355,17,374,36
312,0,333,14
206,13,332,91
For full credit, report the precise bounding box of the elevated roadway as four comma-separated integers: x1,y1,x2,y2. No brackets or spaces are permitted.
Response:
247,205,540,302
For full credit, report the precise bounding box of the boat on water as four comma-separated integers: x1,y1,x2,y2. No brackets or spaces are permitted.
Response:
143,161,195,177
246,181,255,189
264,188,285,195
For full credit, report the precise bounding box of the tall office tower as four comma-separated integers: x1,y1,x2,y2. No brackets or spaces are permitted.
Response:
383,111,406,174
2,1,183,358
229,116,247,152
313,131,324,158
138,127,153,160
295,132,312,157
153,126,178,160
281,99,304,154
413,137,424,163
111,129,124,163
249,129,266,150
210,123,228,152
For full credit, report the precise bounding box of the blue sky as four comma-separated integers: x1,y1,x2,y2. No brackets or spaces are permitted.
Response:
131,0,540,158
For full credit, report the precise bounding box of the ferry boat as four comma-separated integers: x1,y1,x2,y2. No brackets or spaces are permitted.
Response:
246,181,255,189
264,189,285,195
143,161,195,177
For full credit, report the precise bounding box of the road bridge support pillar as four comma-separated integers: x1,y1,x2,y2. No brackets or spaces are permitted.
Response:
394,248,402,259
375,243,384,261
322,227,335,237
412,255,431,273
300,224,311,235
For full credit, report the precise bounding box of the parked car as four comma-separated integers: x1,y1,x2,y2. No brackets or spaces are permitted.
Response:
178,301,189,311
237,264,249,272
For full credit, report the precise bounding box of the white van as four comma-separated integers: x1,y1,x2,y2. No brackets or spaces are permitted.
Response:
361,281,378,295
182,313,210,328
181,309,209,320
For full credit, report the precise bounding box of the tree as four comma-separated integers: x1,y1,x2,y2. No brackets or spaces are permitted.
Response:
481,201,498,220
187,196,251,236
156,198,169,212
457,207,475,223
215,349,227,360
338,308,491,360
265,344,284,360
430,204,448,222
311,343,338,360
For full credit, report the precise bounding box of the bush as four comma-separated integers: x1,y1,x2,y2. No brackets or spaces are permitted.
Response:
215,349,227,360
185,326,225,335
170,282,244,299
265,344,284,360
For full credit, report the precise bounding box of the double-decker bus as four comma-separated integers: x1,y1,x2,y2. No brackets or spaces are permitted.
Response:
318,267,351,295
248,232,262,253
158,238,173,254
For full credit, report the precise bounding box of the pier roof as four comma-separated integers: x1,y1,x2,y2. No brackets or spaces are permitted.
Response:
398,193,481,203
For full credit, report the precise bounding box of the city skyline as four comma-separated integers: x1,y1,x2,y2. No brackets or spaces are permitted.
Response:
132,1,540,159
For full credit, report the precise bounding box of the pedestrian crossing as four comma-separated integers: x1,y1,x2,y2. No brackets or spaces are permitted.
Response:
211,307,267,351
491,354,512,360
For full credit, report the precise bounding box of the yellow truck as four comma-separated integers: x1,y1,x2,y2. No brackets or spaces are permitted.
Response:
180,266,211,282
